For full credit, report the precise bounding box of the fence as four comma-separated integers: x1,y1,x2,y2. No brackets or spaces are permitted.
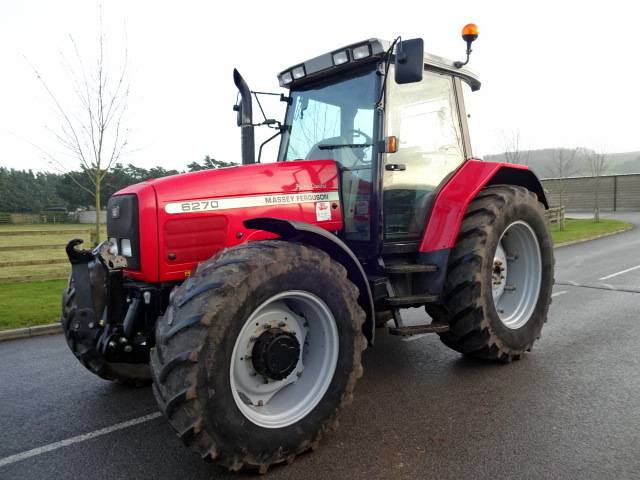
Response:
0,228,92,283
545,206,566,230
541,173,640,211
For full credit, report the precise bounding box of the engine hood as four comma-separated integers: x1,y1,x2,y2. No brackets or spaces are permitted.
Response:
114,160,343,282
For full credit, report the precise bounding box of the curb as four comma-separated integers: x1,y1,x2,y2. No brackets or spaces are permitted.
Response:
0,323,62,343
554,225,633,248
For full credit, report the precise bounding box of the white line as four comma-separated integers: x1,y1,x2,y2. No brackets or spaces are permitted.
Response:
551,290,568,298
0,412,162,468
599,264,640,281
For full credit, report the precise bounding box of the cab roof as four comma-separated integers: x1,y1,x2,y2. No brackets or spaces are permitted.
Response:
278,38,480,91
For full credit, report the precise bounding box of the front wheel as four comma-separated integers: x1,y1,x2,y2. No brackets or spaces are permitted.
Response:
150,240,366,472
428,185,554,361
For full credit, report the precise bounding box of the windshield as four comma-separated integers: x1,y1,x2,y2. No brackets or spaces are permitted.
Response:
278,67,378,168
278,66,379,243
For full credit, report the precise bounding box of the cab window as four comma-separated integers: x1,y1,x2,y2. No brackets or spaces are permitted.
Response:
383,68,465,241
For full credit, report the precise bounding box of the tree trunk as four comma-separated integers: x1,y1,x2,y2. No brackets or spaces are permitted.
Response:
94,176,101,246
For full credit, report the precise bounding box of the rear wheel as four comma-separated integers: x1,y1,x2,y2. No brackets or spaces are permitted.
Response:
150,240,366,472
428,185,554,361
61,277,151,386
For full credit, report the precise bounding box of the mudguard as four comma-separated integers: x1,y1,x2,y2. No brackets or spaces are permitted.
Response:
244,218,376,345
419,160,548,252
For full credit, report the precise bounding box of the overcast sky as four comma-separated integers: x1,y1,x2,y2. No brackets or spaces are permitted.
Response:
1,0,639,172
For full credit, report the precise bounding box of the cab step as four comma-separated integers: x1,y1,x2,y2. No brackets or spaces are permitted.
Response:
383,264,438,274
385,294,439,307
388,322,449,336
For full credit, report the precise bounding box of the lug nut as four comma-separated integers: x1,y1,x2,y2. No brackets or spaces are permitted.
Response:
108,340,116,348
124,345,133,353
119,337,128,344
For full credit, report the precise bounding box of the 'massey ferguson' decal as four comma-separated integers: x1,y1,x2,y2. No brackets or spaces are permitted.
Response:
164,191,340,215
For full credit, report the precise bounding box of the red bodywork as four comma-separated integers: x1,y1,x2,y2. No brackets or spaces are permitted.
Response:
116,160,342,283
113,157,536,283
419,159,530,252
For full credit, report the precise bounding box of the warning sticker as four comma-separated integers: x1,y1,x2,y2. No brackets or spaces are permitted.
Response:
315,201,331,221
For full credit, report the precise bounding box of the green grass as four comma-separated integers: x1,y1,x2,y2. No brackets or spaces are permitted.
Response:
0,279,67,330
551,218,632,244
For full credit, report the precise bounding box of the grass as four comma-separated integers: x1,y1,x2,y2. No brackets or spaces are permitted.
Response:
0,279,67,330
551,218,632,244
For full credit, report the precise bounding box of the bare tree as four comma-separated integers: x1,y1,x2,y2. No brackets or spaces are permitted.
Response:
30,7,129,243
502,130,529,166
545,148,582,208
587,150,608,222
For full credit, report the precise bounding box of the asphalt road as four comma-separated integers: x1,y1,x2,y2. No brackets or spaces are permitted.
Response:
1,213,639,480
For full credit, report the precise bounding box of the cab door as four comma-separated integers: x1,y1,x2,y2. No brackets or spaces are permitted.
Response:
382,70,468,243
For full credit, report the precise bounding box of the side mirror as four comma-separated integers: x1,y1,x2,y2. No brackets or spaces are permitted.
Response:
394,38,424,84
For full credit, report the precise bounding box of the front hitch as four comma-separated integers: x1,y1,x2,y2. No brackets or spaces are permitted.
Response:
64,239,147,363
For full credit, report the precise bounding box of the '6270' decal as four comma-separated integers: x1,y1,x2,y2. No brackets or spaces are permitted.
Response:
179,200,219,212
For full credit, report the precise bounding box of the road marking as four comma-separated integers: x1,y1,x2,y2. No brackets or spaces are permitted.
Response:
0,412,162,468
556,280,640,294
599,264,640,281
551,290,568,298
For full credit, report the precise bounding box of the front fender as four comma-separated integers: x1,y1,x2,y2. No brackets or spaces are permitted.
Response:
244,218,376,346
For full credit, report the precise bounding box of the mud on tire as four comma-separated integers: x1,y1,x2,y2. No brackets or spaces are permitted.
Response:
427,185,554,362
150,240,366,473
61,277,151,387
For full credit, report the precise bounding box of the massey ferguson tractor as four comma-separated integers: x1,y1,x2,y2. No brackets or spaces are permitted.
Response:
62,25,554,473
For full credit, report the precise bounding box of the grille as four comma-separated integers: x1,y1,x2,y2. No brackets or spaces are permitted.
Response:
164,216,228,264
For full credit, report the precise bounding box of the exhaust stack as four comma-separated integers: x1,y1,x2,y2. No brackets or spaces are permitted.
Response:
233,69,255,165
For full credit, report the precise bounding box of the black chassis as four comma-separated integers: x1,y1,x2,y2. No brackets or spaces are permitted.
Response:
65,239,174,364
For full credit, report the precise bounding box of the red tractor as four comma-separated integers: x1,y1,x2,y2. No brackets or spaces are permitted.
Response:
62,27,554,473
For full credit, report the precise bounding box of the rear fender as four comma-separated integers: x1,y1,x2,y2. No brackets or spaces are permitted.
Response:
419,160,548,253
244,218,376,346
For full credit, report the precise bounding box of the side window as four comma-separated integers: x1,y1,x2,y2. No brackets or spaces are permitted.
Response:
383,69,465,241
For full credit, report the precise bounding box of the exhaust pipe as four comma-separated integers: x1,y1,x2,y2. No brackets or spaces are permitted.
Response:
233,69,255,165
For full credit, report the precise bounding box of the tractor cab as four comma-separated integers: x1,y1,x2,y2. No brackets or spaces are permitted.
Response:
273,38,481,256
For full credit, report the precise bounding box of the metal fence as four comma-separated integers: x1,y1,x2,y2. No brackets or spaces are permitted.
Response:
541,173,640,211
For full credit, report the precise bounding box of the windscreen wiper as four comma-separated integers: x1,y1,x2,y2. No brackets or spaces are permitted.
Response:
318,143,372,150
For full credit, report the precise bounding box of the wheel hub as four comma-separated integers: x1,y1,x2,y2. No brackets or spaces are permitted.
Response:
252,328,301,380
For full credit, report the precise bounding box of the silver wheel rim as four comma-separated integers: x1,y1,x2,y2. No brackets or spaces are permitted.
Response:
491,220,542,329
229,291,339,429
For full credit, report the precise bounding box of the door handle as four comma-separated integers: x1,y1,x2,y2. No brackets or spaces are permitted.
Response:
385,164,406,171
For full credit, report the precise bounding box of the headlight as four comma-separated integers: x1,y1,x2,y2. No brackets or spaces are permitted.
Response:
280,71,293,85
292,65,306,79
332,50,349,65
108,238,118,255
352,44,371,60
121,238,132,257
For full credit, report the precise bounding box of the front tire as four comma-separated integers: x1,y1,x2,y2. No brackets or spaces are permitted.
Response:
428,185,554,361
150,240,366,472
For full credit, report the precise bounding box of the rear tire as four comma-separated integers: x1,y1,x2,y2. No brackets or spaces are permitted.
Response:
61,277,151,386
150,240,366,472
427,185,554,361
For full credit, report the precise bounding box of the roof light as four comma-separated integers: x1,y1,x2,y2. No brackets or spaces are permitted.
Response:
292,65,306,79
462,23,479,42
280,71,293,85
352,44,371,60
332,50,349,65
